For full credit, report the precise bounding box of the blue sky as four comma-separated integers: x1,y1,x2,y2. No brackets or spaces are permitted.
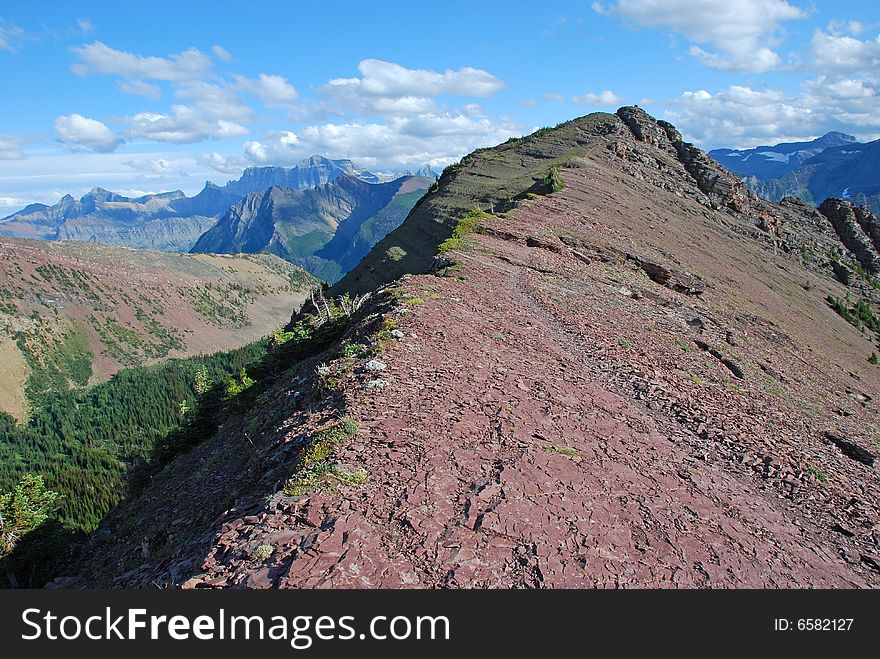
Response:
1,0,879,209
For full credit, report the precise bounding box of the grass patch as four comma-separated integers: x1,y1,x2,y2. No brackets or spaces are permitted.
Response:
386,246,407,261
438,206,491,253
283,419,362,496
806,466,827,483
250,544,274,561
546,445,579,458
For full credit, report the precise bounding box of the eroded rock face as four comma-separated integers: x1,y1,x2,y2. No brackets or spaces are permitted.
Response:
617,106,751,213
854,205,880,255
616,106,677,154
819,198,880,274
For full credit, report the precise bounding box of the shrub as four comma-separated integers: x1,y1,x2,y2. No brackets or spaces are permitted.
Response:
544,165,565,193
226,368,255,399
0,475,60,558
283,419,362,496
438,206,490,253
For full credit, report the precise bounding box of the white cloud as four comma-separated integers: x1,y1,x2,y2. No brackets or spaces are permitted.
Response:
667,80,880,148
826,20,865,37
0,195,29,210
330,59,505,98
520,92,567,108
118,79,161,99
234,73,299,107
572,90,624,106
801,75,880,131
242,111,522,170
77,18,94,35
319,59,505,117
71,41,213,81
810,28,880,74
126,81,254,144
212,45,232,62
0,134,25,160
667,86,813,147
123,158,186,178
129,108,249,144
594,0,807,72
199,152,249,175
54,114,122,153
174,81,253,122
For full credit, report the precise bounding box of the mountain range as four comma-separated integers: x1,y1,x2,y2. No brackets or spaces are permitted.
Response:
710,134,880,214
0,156,435,266
192,174,433,283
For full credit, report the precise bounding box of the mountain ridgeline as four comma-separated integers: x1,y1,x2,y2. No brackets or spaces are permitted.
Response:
29,106,880,590
191,174,433,283
0,156,434,274
710,133,880,215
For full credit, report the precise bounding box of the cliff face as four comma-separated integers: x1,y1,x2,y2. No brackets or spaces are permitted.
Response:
819,199,880,275
56,108,880,589
221,157,380,197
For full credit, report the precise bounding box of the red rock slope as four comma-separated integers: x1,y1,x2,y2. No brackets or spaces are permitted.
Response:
62,108,880,588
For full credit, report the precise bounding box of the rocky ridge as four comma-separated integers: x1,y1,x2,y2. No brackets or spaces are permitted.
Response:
55,107,880,589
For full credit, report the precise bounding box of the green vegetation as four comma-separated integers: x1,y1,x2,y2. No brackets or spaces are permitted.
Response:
283,419,362,496
15,327,92,403
0,340,267,534
807,466,827,483
340,342,368,358
226,368,256,399
849,261,880,291
546,445,579,458
0,474,60,558
250,544,274,561
544,165,565,193
870,352,878,365
271,320,312,347
386,246,407,261
438,206,491,253
827,295,880,335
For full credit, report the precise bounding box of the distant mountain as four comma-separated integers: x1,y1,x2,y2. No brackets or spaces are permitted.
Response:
191,174,432,283
402,165,441,179
709,132,857,179
745,140,880,215
710,135,880,215
0,156,383,252
220,156,381,196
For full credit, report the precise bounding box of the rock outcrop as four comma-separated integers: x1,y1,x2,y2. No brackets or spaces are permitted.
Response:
617,106,750,212
819,198,880,274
